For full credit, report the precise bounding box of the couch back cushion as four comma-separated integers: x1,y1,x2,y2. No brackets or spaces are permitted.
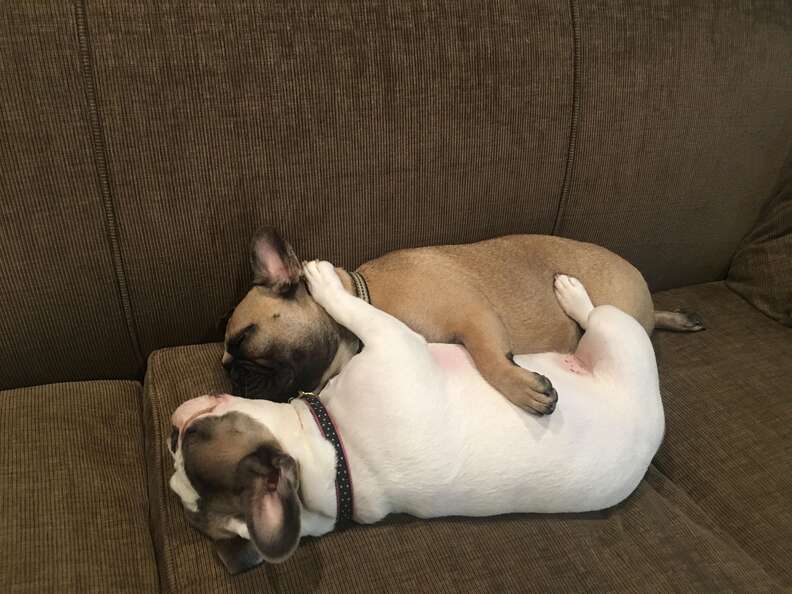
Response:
2,2,792,386
728,149,792,326
555,1,792,290
87,2,792,358
0,3,141,389
84,1,574,356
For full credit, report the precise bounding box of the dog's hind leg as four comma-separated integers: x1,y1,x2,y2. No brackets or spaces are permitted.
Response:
454,306,559,415
654,310,705,332
555,275,657,382
553,274,595,330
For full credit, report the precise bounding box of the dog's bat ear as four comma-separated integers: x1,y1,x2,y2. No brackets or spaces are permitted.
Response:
250,226,301,295
237,447,301,564
213,536,265,574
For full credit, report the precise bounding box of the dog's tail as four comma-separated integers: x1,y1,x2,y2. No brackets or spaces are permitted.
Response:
654,310,705,332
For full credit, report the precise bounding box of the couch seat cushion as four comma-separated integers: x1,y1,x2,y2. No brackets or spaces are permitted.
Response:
0,381,158,593
145,336,778,592
652,281,792,587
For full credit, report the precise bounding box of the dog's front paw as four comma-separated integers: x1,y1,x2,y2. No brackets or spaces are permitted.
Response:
495,367,558,415
303,260,345,306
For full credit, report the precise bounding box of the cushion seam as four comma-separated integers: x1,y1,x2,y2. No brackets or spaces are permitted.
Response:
74,0,144,371
551,0,581,235
649,462,783,589
144,352,175,593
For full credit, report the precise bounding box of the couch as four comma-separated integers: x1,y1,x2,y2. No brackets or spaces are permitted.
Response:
2,2,791,592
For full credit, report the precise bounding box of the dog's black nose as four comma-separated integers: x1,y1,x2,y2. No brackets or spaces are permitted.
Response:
222,357,233,372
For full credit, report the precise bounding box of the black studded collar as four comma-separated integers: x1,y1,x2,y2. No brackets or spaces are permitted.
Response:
296,391,354,525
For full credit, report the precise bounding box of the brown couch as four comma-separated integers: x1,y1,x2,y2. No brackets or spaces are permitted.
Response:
2,2,791,592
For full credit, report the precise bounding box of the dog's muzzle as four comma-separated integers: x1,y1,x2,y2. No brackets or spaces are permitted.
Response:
228,359,295,402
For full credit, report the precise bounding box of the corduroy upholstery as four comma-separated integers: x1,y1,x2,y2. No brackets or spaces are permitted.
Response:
84,0,573,358
143,321,786,593
728,151,792,326
0,1,142,389
556,2,792,291
653,283,792,585
75,0,792,360
1,1,792,592
0,381,158,593
1,2,791,385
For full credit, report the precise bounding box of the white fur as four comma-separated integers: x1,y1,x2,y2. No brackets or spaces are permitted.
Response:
225,518,251,540
171,263,664,544
170,449,200,513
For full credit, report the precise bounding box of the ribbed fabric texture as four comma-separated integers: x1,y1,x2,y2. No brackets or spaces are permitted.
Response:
653,282,792,585
556,2,792,291
2,2,792,590
144,324,783,592
728,150,792,326
0,2,141,388
75,0,144,366
0,381,158,593
85,1,574,356
2,2,792,383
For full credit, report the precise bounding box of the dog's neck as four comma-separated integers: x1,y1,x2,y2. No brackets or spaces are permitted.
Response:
286,399,341,537
336,267,357,298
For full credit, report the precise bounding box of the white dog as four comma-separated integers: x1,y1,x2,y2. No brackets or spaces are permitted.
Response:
169,261,664,573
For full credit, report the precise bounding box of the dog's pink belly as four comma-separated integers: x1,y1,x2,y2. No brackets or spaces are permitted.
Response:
559,354,590,375
428,344,476,373
429,343,591,379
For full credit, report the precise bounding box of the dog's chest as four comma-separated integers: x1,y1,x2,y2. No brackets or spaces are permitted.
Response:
430,344,473,372
325,348,555,518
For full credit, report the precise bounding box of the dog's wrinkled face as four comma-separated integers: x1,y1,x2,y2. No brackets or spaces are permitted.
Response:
224,227,340,401
169,394,302,573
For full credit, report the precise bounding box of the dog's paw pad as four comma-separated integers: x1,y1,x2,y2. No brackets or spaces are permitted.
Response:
677,309,705,331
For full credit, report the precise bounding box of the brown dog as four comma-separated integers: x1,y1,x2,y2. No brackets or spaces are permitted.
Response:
223,228,702,414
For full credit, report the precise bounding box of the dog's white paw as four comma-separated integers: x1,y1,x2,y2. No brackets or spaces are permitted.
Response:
554,274,594,328
303,260,344,305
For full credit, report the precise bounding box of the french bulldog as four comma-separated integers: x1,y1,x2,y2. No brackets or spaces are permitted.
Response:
170,262,665,573
222,228,701,415
222,227,703,415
